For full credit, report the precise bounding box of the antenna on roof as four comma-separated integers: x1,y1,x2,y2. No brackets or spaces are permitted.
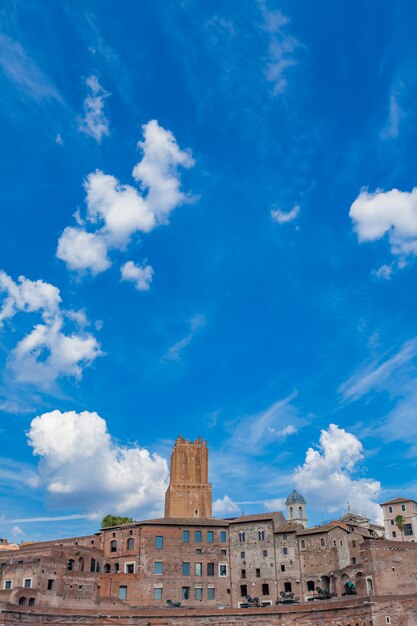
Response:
346,500,351,513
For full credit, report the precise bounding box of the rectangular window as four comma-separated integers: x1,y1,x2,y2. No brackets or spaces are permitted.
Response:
220,549,227,555
281,564,286,572
207,531,214,543
196,548,202,554
182,530,190,543
390,520,395,525
4,580,12,590
404,524,413,536
195,531,202,543
125,563,135,574
255,568,260,578
219,564,227,576
153,587,162,600
402,504,406,511
118,585,127,600
207,562,215,576
283,533,287,540
263,550,268,557
23,579,32,588
283,547,288,555
241,569,246,579
182,562,190,576
155,536,163,549
240,551,245,558
220,531,227,542
195,562,202,576
182,586,190,600
392,531,397,537
388,506,393,513
195,586,203,600
47,579,54,590
352,540,356,548
207,587,215,600
154,561,163,575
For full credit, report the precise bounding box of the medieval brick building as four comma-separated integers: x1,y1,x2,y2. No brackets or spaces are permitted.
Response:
1,436,417,625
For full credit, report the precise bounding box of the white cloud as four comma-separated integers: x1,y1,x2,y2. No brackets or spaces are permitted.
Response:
57,227,111,274
11,526,25,538
271,205,300,224
121,261,154,291
213,495,240,516
28,410,168,517
263,497,286,511
55,133,64,145
78,75,110,143
293,424,381,522
57,120,194,276
0,271,102,386
349,187,417,261
259,2,299,95
373,263,393,280
162,314,205,362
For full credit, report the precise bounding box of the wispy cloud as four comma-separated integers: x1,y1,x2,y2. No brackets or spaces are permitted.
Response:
340,339,417,402
7,513,98,524
271,204,300,224
78,75,110,143
162,314,206,362
0,33,62,103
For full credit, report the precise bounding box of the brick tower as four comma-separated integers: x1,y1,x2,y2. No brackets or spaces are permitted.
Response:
164,436,212,519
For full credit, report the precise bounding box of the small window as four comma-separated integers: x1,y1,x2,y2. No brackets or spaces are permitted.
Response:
219,564,227,576
195,562,202,576
284,582,292,593
153,587,162,600
392,531,396,537
307,580,315,592
352,557,357,564
404,524,413,536
4,580,12,590
263,550,268,557
182,586,190,600
301,540,305,548
320,538,325,546
195,586,202,600
127,538,135,550
182,530,189,543
258,529,265,541
110,540,117,552
28,598,35,606
154,562,163,575
114,563,120,573
241,569,246,579
182,562,190,576
195,531,202,543
104,564,111,573
47,579,54,591
401,504,406,512
390,520,395,525
125,563,135,574
220,549,227,555
386,618,391,625
352,540,356,548
255,568,260,578
18,597,26,605
196,548,202,554
194,509,199,517
240,551,245,558
281,564,286,572
207,563,215,576
24,579,32,588
283,547,288,555
207,531,214,543
155,536,163,549
262,583,269,596
67,559,75,570
239,531,245,542
283,533,287,540
388,506,393,513
240,584,248,597
220,531,227,542
118,585,127,600
207,587,215,600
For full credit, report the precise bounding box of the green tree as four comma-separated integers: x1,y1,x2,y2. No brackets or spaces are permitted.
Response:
394,514,405,540
101,514,135,528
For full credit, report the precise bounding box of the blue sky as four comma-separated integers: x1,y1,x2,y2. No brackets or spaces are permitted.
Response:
1,0,417,542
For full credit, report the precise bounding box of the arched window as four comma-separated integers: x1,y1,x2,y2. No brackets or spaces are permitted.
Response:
28,598,35,606
238,531,245,543
114,563,120,573
258,529,265,541
284,582,292,593
110,540,117,552
90,558,96,572
320,538,325,546
299,506,303,518
127,538,135,550
301,539,305,548
78,557,84,571
240,584,247,597
18,597,26,605
262,583,269,595
290,506,294,519
67,559,75,571
283,547,288,555
352,557,357,564
104,563,111,573
307,580,315,592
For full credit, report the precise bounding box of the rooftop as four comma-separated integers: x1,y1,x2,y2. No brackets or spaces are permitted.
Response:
380,497,417,506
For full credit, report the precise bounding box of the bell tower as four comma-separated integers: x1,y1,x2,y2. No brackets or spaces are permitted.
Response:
164,436,212,519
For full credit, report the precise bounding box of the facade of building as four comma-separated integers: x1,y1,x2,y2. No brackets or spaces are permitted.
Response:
380,496,417,541
0,435,417,625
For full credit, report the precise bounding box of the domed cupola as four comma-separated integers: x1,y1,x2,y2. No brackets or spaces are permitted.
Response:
285,489,308,528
